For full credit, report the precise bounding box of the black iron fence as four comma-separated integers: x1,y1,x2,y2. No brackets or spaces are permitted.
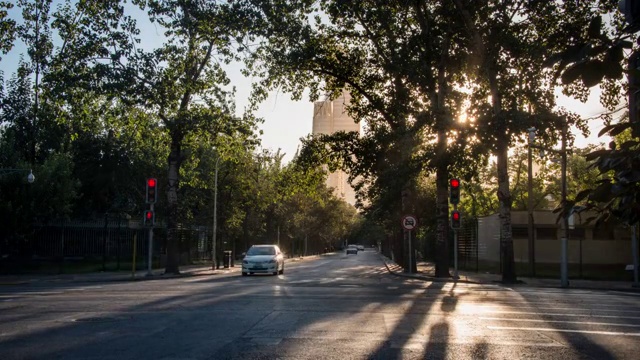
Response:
0,217,212,274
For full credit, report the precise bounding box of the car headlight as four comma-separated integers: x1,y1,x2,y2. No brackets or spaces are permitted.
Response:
267,259,276,264
242,260,249,265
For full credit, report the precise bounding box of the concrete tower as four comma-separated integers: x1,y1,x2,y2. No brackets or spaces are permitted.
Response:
312,91,359,206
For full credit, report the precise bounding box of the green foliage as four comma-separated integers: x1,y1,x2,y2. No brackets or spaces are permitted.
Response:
0,0,360,268
545,1,640,225
0,1,16,61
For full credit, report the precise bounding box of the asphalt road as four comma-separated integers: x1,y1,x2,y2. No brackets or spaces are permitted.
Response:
1,250,640,359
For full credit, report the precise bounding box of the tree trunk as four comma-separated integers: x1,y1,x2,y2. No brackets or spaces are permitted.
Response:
497,141,517,283
164,136,182,274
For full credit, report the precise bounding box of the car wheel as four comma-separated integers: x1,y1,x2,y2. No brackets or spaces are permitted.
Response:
242,272,247,276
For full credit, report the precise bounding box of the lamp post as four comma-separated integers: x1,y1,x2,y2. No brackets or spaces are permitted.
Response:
527,127,536,277
529,124,569,288
0,169,35,183
212,155,220,270
560,124,569,287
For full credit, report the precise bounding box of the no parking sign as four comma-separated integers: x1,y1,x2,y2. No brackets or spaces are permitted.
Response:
401,215,417,230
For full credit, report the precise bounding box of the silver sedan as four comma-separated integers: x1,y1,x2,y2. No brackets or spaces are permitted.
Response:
241,245,285,276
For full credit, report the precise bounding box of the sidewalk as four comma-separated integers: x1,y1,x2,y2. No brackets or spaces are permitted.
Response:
0,254,327,285
380,255,640,293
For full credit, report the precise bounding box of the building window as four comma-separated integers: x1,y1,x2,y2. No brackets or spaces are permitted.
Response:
593,226,614,240
512,227,528,239
537,227,557,240
568,228,585,239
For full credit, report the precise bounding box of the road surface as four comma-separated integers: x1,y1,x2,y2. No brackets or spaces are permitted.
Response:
1,249,639,359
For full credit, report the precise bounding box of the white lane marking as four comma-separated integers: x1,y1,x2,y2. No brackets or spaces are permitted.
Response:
463,301,638,308
475,305,640,313
249,337,283,345
513,291,628,298
481,310,640,320
480,317,640,327
2,291,65,296
609,291,640,297
465,301,637,308
488,326,640,336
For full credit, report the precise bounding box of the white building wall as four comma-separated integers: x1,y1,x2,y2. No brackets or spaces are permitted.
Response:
312,91,359,206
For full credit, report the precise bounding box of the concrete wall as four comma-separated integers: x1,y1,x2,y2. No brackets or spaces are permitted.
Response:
477,211,632,266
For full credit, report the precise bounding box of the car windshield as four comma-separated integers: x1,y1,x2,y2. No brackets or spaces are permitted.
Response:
246,246,276,256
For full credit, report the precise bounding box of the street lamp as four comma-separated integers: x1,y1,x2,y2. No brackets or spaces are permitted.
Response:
212,153,221,270
527,127,536,277
0,169,35,183
529,124,569,288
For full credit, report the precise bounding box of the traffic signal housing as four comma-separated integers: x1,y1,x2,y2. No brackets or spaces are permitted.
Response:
451,210,461,229
449,178,460,205
146,178,158,204
143,210,155,226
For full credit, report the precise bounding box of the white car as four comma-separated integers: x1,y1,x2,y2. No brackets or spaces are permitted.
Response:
242,245,285,276
357,245,365,251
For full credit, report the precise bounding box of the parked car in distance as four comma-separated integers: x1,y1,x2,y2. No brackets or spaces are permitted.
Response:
357,245,365,251
346,245,358,255
241,245,284,276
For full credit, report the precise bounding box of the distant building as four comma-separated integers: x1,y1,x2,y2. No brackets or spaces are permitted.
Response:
312,91,359,206
474,210,632,277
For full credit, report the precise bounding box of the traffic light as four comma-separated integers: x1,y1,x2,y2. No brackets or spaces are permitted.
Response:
143,210,155,226
449,178,460,205
451,210,461,229
619,0,640,32
146,178,158,204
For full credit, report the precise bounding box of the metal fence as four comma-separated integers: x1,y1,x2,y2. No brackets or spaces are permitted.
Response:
0,217,212,274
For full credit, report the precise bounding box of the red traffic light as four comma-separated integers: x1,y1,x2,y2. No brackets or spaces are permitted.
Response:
451,210,461,229
146,178,158,204
449,178,461,205
143,210,155,226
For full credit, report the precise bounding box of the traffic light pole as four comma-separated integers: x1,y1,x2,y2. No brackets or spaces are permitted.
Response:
453,228,459,279
147,203,154,277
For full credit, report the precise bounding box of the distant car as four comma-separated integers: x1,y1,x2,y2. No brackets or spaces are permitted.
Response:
241,245,284,276
346,245,358,255
357,245,365,251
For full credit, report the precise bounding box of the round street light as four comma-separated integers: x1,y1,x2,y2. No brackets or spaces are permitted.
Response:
528,127,536,143
0,168,35,183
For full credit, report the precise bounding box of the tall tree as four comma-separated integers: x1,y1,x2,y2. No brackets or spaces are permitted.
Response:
242,0,476,275
452,0,600,282
543,2,638,226
52,0,260,273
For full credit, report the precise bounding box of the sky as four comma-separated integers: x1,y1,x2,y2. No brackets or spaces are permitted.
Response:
3,1,616,164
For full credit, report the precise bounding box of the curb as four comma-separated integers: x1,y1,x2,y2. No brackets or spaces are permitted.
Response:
379,255,640,292
379,255,477,284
